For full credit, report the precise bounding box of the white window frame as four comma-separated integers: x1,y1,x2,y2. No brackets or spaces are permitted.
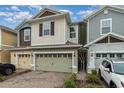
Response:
43,21,51,36
100,18,112,35
24,29,30,41
70,26,76,38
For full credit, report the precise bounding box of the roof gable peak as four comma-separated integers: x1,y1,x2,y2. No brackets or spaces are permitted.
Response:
33,8,67,19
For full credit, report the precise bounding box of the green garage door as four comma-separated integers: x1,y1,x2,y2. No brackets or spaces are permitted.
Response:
35,53,72,72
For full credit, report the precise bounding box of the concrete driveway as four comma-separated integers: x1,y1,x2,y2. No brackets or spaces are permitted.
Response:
0,71,67,88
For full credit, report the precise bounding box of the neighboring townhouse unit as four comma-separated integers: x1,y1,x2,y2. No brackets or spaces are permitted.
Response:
84,6,124,73
9,8,87,73
0,25,17,63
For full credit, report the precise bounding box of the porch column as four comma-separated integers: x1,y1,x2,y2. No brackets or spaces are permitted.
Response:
87,51,95,73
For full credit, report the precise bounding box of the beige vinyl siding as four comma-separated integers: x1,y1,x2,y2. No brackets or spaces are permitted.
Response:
1,51,10,63
31,17,66,46
0,29,17,63
1,29,17,47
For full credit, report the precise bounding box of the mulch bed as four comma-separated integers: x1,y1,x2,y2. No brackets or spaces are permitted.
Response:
75,80,106,88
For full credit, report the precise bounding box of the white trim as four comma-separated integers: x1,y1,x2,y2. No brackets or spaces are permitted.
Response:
24,29,30,41
108,36,110,43
0,28,1,48
95,50,124,53
1,44,15,47
87,19,89,43
6,44,82,51
17,30,20,47
100,18,112,35
84,32,124,47
70,26,76,38
33,51,75,73
42,21,51,36
28,14,66,23
85,6,124,20
64,18,66,44
33,8,63,19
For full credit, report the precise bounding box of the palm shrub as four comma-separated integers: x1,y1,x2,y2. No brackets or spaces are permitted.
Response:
91,70,97,75
85,73,99,84
69,73,77,81
0,74,5,81
64,79,76,88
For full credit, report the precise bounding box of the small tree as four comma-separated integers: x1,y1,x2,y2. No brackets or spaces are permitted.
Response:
78,48,87,83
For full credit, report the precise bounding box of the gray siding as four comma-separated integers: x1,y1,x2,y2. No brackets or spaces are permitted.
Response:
89,8,124,42
78,22,87,46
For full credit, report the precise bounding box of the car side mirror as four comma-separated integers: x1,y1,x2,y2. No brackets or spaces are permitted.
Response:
104,68,110,73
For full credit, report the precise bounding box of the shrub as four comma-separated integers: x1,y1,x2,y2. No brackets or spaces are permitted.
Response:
85,73,99,84
64,79,76,88
0,74,5,81
69,73,77,81
91,70,97,75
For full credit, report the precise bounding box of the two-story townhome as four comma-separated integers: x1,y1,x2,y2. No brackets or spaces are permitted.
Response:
84,6,124,73
9,8,87,73
0,25,17,63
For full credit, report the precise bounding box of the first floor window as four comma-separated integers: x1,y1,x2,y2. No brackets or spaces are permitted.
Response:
110,54,115,58
117,54,122,58
70,27,76,38
102,54,107,57
24,29,30,41
96,54,101,58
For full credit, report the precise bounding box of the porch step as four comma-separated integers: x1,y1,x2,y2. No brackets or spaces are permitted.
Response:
5,69,32,80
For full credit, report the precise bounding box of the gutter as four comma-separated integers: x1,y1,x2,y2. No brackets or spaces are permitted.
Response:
5,44,82,51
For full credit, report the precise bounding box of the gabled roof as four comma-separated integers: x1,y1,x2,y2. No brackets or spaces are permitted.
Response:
32,8,67,19
85,6,124,20
0,25,16,34
15,8,72,30
27,8,71,25
15,20,27,30
84,32,124,47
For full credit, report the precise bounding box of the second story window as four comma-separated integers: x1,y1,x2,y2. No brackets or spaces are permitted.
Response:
24,29,30,41
43,21,51,36
100,18,112,35
70,27,76,38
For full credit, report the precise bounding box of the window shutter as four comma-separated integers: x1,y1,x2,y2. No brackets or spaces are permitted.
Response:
39,24,42,36
51,22,54,35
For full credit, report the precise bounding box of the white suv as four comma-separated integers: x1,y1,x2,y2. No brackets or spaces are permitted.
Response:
98,59,124,88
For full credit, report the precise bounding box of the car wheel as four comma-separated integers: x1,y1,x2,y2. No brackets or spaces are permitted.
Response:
110,82,117,88
98,69,103,80
4,68,13,75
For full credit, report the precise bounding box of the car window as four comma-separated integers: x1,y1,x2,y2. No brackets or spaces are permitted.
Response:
104,61,112,72
102,60,107,67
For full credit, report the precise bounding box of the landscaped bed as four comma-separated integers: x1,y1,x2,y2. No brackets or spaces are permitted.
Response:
75,79,105,88
64,70,106,88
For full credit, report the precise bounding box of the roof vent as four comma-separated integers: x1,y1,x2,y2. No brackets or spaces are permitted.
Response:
104,9,108,14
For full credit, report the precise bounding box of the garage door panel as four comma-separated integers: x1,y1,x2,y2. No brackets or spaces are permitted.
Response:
52,58,72,72
35,54,72,72
95,53,123,71
18,54,31,69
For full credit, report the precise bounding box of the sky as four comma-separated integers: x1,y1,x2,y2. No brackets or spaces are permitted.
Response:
0,5,100,29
